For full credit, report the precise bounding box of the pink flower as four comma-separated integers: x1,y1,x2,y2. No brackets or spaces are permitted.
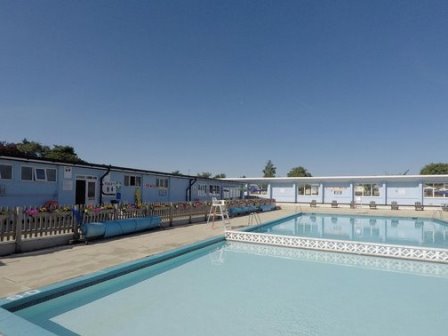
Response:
25,208,40,217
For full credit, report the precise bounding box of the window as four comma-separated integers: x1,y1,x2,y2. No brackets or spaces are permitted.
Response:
156,178,169,189
21,166,33,181
209,185,220,194
198,184,207,196
298,184,319,196
124,175,141,186
0,165,12,180
21,166,57,182
424,183,448,198
87,181,96,199
46,168,57,182
354,184,380,197
35,168,46,181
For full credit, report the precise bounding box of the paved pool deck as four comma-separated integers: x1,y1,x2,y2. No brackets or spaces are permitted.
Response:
1,203,447,298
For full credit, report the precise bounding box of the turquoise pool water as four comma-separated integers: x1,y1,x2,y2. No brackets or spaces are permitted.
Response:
11,240,448,336
253,213,448,248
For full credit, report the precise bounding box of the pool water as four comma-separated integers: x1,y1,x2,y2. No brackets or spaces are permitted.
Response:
13,241,448,336
253,213,448,249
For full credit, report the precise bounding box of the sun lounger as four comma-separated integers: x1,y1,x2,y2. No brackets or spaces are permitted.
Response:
331,200,338,208
415,202,424,211
391,201,399,210
369,201,377,209
310,200,317,207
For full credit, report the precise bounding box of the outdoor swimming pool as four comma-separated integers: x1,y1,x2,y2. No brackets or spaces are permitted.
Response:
253,213,448,249
2,213,448,335
2,236,448,336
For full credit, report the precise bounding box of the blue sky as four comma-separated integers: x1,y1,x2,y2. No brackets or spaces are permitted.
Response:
1,0,447,177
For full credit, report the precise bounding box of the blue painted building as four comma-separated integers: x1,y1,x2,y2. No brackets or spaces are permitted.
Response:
230,175,448,207
0,156,242,207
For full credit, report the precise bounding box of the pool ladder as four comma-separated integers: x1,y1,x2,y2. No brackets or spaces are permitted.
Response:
248,212,261,226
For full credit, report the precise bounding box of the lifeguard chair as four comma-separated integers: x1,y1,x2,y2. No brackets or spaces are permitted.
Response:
207,197,230,227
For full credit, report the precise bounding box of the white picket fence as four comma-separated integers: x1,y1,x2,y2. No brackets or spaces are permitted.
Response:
0,199,276,255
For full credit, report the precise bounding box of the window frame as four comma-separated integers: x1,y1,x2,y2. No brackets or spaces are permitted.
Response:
156,177,169,189
354,183,380,197
298,184,319,196
46,168,57,182
424,183,448,198
87,181,96,199
21,166,34,181
35,168,47,182
124,175,142,187
198,184,208,196
209,185,220,195
0,164,12,180
20,166,58,182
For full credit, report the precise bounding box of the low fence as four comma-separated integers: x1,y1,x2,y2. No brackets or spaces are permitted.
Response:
225,230,448,264
0,199,276,255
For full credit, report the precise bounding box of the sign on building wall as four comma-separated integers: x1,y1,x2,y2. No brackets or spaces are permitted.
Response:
327,187,349,195
102,181,118,195
64,167,72,179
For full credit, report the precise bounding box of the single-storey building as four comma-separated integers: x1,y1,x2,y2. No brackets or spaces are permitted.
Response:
0,156,243,207
228,175,448,207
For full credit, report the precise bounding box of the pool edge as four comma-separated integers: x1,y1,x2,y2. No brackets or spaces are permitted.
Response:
0,234,225,335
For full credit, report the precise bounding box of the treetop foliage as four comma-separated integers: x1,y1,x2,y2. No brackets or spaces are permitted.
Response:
263,160,276,177
287,166,312,177
195,172,226,179
0,139,84,163
420,163,448,175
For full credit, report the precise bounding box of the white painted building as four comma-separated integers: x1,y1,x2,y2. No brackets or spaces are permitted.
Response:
228,175,448,206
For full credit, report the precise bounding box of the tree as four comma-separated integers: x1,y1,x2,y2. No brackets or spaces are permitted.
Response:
213,173,226,178
1,139,83,163
0,141,21,156
16,139,49,158
420,163,448,175
287,166,312,177
197,172,212,178
44,145,83,163
263,160,276,177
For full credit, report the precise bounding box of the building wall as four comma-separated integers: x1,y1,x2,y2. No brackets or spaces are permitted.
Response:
271,183,296,202
260,179,448,207
386,182,422,205
0,158,241,207
0,159,59,207
3,157,448,208
168,177,190,202
323,183,352,204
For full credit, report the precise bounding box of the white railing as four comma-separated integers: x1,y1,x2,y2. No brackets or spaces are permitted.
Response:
225,230,448,264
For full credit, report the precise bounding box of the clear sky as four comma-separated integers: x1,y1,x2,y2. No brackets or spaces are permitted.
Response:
0,0,447,177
